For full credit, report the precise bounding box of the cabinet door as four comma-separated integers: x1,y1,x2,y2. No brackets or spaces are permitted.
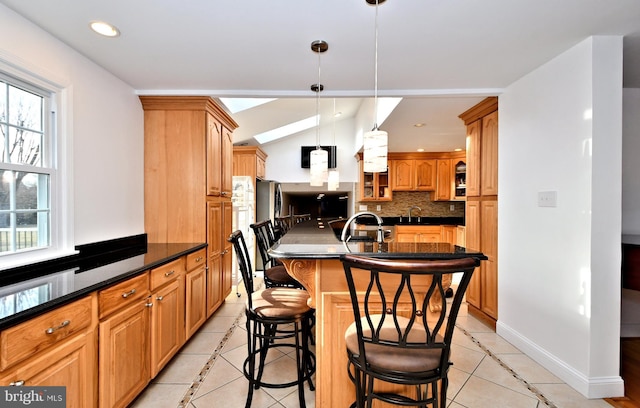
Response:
0,331,96,408
465,200,481,308
466,120,481,197
222,200,233,299
256,155,266,180
359,162,392,201
392,160,414,191
150,279,184,377
99,299,150,408
481,111,498,196
434,159,452,201
441,226,456,245
185,267,207,339
415,159,437,191
480,200,498,319
221,126,234,197
207,254,224,317
206,114,222,196
452,160,467,200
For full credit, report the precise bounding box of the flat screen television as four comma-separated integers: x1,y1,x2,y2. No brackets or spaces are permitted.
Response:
300,145,337,169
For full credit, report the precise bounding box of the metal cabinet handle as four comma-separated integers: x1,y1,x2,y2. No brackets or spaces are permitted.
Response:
45,320,70,334
156,295,164,301
164,270,175,278
9,380,25,386
145,302,153,307
122,288,136,298
195,257,203,262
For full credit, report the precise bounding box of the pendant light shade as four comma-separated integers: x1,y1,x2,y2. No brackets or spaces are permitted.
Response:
327,169,340,190
310,148,328,186
309,40,329,187
363,129,388,173
363,0,388,173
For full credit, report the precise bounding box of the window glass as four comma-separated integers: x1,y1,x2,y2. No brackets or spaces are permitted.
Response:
0,77,51,255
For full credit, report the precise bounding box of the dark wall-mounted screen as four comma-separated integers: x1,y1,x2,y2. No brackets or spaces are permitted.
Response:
301,145,337,169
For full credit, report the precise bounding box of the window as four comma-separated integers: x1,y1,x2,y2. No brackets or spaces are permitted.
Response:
0,75,53,256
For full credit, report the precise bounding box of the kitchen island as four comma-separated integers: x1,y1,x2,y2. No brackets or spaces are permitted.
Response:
269,219,486,408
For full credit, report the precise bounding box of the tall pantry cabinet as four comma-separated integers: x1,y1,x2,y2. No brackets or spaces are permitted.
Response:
459,97,498,326
140,96,238,319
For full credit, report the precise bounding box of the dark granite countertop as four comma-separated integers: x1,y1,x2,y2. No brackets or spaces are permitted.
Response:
352,216,465,226
0,236,206,331
269,219,485,261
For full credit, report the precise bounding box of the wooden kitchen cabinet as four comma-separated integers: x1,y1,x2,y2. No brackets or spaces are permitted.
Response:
206,203,224,317
392,159,436,191
222,200,233,299
141,96,238,319
149,258,185,377
441,225,456,245
459,97,498,325
185,250,208,339
434,159,452,201
98,273,151,408
395,225,441,243
0,295,97,408
233,145,268,180
452,160,467,200
358,158,392,201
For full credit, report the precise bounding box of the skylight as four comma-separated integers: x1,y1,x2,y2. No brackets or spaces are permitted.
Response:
219,98,276,114
253,115,318,144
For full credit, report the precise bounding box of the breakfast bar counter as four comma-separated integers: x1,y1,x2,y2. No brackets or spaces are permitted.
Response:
269,219,486,408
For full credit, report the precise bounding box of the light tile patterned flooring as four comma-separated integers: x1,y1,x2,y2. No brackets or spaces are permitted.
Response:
129,282,614,408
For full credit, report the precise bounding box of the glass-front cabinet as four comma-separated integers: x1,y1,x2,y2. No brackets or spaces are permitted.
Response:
359,160,392,202
453,160,467,200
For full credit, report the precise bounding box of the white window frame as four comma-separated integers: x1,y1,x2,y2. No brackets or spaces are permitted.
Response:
0,56,74,270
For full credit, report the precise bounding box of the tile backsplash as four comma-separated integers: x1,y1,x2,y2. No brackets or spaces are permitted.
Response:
355,191,465,218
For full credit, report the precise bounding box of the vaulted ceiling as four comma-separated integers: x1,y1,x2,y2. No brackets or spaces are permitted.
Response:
3,0,639,151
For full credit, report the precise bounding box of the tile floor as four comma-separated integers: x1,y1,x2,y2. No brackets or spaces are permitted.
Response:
129,281,614,408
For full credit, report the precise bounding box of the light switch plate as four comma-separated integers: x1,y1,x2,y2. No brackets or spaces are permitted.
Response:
359,204,368,211
538,191,557,207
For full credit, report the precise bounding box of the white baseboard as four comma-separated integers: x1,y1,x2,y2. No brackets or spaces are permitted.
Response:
496,321,625,399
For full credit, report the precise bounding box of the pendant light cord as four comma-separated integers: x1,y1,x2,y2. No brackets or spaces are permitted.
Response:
372,0,380,131
316,48,322,149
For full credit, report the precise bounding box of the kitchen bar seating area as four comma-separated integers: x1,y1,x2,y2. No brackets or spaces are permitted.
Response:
126,249,615,407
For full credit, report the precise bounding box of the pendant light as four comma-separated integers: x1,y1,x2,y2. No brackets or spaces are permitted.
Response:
362,0,388,173
309,40,329,187
327,98,340,191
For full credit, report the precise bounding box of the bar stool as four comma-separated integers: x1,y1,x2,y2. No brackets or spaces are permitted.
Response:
228,230,316,408
251,220,304,289
339,254,479,408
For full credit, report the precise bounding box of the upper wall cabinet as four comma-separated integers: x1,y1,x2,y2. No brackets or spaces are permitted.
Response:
392,159,436,191
358,157,392,202
233,146,268,180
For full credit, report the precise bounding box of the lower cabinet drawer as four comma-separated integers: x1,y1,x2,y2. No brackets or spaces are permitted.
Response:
0,296,92,371
99,273,150,319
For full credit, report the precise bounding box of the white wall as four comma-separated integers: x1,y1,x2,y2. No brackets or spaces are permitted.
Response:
498,36,624,398
0,5,144,248
261,116,359,186
622,88,640,234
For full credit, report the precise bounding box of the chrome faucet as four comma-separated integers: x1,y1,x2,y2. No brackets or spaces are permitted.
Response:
408,206,422,222
340,211,384,244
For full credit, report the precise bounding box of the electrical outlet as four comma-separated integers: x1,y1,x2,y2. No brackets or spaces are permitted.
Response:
359,204,368,211
376,205,381,211
538,191,557,207
450,204,455,211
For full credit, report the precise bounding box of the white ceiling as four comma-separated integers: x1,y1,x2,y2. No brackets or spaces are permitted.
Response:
3,0,640,152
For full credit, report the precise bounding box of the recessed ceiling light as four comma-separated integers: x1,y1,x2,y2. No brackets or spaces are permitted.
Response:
417,148,425,152
454,148,463,152
414,123,425,128
89,21,120,37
